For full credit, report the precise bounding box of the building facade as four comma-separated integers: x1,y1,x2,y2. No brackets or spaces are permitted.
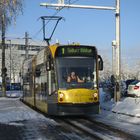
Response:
0,39,46,83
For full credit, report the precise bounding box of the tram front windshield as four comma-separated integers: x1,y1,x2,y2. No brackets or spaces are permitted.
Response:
56,57,97,89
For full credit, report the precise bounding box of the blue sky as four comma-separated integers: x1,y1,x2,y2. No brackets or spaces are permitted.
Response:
7,0,140,62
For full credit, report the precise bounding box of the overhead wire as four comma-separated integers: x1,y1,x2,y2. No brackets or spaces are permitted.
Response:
31,10,62,40
30,38,46,46
31,0,80,40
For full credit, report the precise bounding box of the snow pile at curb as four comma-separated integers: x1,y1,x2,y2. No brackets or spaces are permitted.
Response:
112,97,140,117
100,88,140,117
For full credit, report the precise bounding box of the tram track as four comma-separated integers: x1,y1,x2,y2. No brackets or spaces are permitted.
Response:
21,99,139,140
76,117,138,140
52,117,101,140
61,118,105,140
21,99,139,139
85,117,138,139
51,116,139,140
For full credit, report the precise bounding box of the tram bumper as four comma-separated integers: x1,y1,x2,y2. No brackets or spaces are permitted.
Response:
56,102,100,116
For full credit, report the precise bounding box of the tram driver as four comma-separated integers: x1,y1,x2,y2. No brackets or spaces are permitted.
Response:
67,71,84,83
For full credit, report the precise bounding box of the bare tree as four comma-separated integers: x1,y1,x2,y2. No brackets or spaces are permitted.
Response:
121,58,130,80
100,55,112,82
0,0,24,30
0,0,24,96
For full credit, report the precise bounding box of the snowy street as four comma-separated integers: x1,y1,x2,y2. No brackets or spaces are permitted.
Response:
0,0,140,139
0,98,94,140
0,89,140,139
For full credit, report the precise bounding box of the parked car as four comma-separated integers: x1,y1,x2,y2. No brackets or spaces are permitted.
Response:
127,80,140,97
121,79,136,97
6,90,23,98
6,83,23,98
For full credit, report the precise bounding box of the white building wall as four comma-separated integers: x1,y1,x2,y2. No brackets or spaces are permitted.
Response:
0,40,46,84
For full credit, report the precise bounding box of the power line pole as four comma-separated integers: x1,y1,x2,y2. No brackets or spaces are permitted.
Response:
7,40,12,94
114,0,121,101
25,32,29,59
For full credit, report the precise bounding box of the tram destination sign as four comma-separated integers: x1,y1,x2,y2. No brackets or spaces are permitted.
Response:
57,46,96,57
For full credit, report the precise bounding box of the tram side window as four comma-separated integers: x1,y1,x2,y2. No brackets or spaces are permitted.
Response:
51,70,56,92
35,65,48,100
23,73,29,82
44,82,47,92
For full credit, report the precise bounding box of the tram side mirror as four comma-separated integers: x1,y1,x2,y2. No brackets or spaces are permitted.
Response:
46,55,52,71
36,68,41,77
46,60,51,71
98,55,103,71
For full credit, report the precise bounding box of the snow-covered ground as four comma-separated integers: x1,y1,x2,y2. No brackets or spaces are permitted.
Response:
100,88,140,116
0,98,56,125
97,88,140,138
0,89,140,138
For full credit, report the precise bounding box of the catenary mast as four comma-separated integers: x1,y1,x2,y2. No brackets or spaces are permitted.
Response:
40,0,121,101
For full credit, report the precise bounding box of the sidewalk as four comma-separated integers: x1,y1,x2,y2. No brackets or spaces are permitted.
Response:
0,98,61,140
98,89,140,138
0,97,44,123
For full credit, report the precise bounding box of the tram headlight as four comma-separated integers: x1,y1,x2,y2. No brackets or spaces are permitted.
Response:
93,93,98,97
59,93,64,98
59,93,64,102
93,93,98,101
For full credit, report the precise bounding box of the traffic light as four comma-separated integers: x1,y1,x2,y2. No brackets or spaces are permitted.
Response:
1,67,7,77
19,72,21,77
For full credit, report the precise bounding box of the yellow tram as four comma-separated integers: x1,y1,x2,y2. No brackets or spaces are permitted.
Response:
22,43,103,115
